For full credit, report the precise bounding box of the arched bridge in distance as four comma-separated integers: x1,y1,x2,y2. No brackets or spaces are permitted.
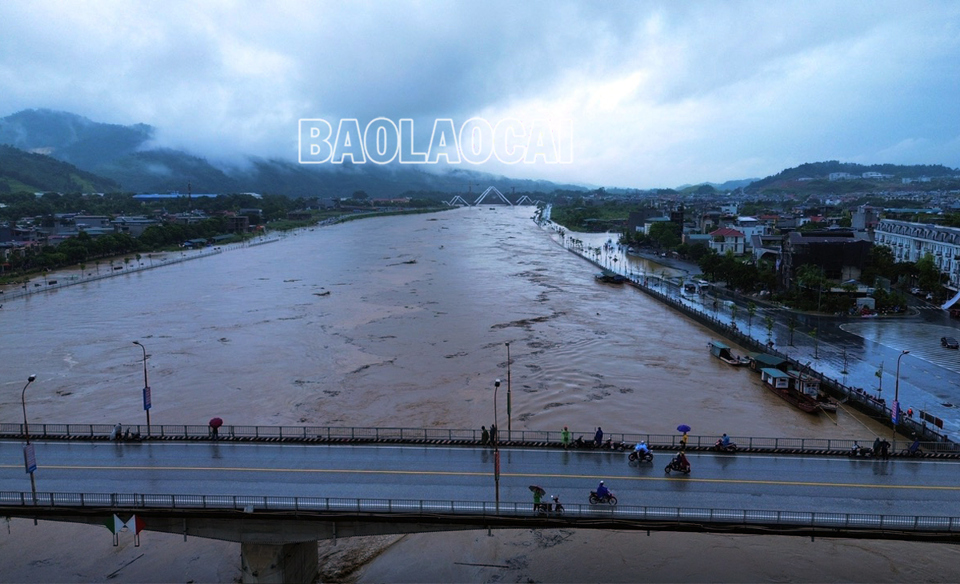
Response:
3,424,960,583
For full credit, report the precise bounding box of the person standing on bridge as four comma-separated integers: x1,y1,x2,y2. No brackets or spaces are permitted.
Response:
490,424,497,445
561,426,571,449
594,427,603,447
481,426,489,445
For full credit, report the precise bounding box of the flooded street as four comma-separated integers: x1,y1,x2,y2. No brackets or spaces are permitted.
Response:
2,206,959,583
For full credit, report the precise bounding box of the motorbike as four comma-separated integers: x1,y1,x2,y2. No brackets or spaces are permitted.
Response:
714,439,738,453
849,444,874,458
628,449,654,463
572,436,593,449
603,439,631,451
901,440,923,457
588,490,618,505
537,495,565,515
664,455,691,474
603,438,633,452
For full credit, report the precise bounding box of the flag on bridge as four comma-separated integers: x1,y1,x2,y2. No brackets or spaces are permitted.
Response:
105,514,145,546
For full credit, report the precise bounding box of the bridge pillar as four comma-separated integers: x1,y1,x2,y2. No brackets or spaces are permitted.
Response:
241,541,318,584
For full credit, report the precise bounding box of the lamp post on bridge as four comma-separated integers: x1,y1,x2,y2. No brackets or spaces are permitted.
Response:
892,349,910,443
132,341,152,436
506,343,512,442
493,378,501,512
20,374,38,503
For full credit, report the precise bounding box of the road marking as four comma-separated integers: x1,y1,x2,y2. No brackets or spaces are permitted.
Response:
4,464,960,491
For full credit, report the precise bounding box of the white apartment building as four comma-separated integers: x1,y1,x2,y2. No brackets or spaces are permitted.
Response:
874,219,960,289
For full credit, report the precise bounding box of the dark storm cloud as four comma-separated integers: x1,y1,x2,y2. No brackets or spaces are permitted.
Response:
0,0,958,187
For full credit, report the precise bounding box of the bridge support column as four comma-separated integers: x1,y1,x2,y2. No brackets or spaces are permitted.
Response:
241,541,318,584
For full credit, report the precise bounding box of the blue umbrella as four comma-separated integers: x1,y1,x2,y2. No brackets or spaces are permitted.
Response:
677,424,691,433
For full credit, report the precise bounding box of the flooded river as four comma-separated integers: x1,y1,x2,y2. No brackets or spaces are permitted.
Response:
2,206,958,583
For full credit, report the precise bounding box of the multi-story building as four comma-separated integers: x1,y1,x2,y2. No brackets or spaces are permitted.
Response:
778,230,871,289
708,227,746,255
874,219,960,289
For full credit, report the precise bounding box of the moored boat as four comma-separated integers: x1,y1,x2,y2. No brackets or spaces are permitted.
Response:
595,270,627,284
708,340,750,366
757,367,836,414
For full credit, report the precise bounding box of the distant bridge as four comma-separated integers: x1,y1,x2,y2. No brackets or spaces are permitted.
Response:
443,187,541,207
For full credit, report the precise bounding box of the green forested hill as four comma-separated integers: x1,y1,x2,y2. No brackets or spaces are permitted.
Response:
747,161,959,192
0,144,121,193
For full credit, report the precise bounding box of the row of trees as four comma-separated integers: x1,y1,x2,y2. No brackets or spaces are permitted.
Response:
0,192,312,224
2,216,249,275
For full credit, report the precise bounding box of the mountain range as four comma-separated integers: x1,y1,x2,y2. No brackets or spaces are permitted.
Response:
2,109,957,198
0,109,585,197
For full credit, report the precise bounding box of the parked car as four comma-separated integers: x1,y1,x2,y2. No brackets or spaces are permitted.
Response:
941,337,959,349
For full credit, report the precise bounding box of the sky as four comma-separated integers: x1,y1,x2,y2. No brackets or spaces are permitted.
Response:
1,0,959,189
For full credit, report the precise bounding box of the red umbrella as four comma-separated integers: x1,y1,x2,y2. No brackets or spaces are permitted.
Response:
209,417,223,428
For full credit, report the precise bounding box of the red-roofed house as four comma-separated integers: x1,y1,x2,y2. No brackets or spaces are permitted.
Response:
708,227,746,255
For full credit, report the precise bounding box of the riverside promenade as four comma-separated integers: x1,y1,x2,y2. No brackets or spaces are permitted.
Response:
538,217,954,446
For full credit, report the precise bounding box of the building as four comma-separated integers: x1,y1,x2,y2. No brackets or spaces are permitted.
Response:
874,219,960,290
851,205,881,232
111,216,159,237
779,230,872,289
708,227,746,255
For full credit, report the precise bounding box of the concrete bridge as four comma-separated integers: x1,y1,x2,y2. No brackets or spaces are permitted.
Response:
3,427,960,582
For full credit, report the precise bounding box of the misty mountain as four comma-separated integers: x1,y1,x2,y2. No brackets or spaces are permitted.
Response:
0,109,585,197
0,144,120,193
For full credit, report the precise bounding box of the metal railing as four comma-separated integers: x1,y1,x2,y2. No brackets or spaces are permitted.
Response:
0,490,956,534
1,423,957,456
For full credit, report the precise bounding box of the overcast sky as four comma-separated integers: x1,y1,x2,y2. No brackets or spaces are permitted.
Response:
1,1,959,189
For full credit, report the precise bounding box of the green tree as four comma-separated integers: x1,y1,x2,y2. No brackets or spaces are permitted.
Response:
916,253,943,297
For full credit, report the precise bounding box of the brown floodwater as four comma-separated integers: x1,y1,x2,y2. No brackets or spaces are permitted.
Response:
1,206,958,583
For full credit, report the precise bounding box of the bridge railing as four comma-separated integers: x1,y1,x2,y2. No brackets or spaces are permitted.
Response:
2,423,958,456
1,490,957,533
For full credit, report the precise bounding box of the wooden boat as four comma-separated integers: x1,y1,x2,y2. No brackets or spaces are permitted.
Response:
708,340,750,366
757,368,836,414
595,270,626,284
759,368,820,413
787,370,838,413
747,352,788,374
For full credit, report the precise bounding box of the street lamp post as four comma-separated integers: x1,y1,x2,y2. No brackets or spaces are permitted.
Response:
892,349,910,442
21,374,37,503
506,343,512,442
493,378,501,512
132,341,152,436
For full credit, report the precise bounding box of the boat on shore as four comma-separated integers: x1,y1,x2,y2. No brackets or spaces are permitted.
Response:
708,340,750,366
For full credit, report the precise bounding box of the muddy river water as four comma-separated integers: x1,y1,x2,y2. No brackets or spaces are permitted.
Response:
2,206,958,582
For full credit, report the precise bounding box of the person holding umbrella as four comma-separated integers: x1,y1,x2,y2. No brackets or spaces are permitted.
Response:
209,417,223,440
677,424,691,451
529,485,546,512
